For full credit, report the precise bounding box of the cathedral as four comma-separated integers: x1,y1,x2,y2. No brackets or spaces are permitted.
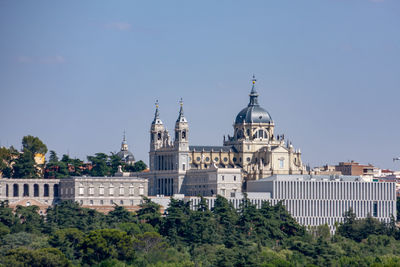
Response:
146,76,306,196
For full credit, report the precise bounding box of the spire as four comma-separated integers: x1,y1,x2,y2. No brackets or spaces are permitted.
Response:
122,130,127,145
152,100,163,125
121,130,128,151
176,98,187,123
248,74,259,106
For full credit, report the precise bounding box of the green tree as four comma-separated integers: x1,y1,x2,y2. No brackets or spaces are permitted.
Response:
49,228,85,262
45,151,69,178
133,160,147,172
49,150,59,163
22,135,48,155
161,198,192,246
0,146,18,178
87,153,111,177
12,150,37,178
2,247,71,267
0,201,17,229
107,205,138,226
14,205,44,234
186,197,219,245
137,197,162,228
212,195,239,246
45,201,107,233
80,229,135,265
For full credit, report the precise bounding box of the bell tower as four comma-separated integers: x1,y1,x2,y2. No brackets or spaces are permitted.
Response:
174,98,189,151
150,100,165,151
174,99,190,173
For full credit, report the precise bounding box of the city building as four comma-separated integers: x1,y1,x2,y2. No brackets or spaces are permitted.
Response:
335,161,375,178
0,176,147,213
150,174,397,234
312,165,342,176
145,76,306,196
246,174,396,232
0,178,60,214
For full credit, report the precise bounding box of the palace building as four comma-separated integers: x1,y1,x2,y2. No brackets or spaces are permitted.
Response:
145,76,306,196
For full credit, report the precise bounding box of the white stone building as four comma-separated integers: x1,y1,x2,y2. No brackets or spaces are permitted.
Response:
145,76,305,196
247,175,397,232
59,176,147,207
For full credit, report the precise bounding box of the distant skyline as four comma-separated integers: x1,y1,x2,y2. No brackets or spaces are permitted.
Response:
0,0,399,170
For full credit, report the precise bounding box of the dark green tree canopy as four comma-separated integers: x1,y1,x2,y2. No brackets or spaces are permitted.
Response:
22,135,48,155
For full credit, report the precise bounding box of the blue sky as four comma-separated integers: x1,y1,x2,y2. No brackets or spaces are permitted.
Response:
0,0,399,170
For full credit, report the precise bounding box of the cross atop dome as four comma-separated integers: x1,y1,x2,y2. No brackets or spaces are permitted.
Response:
249,74,259,106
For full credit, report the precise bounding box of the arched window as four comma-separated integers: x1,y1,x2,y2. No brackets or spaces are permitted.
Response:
23,184,29,197
44,184,49,197
258,129,264,139
157,132,162,140
6,184,9,197
54,184,59,197
13,184,19,197
279,159,284,169
34,184,39,197
182,130,186,139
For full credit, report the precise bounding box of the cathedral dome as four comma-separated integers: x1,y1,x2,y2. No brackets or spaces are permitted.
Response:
116,150,135,163
235,105,272,124
235,76,272,124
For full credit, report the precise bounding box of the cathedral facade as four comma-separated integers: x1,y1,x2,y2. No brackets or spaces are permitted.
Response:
146,76,306,196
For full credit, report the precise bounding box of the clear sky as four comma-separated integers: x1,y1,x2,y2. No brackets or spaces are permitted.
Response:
0,0,399,170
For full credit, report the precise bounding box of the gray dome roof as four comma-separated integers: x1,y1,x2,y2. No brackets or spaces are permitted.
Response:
235,77,272,124
116,150,135,162
235,105,272,124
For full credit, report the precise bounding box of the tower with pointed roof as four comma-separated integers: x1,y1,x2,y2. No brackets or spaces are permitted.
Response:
174,98,189,151
174,99,190,175
150,101,166,151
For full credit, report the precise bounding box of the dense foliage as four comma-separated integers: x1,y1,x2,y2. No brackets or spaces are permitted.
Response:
0,136,147,178
1,197,400,266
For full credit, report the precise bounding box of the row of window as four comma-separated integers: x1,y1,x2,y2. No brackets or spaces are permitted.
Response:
2,184,58,198
274,180,395,200
79,199,139,206
78,185,144,196
235,128,269,140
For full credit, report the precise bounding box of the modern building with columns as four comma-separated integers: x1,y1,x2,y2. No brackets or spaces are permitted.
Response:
246,174,397,232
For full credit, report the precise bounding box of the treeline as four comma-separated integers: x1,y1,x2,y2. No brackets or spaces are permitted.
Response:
0,135,147,178
1,197,400,266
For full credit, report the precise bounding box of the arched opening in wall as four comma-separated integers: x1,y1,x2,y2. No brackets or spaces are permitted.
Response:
6,184,9,197
13,184,19,197
54,184,59,197
34,184,39,197
23,184,29,197
158,132,162,140
182,130,186,139
44,184,49,197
